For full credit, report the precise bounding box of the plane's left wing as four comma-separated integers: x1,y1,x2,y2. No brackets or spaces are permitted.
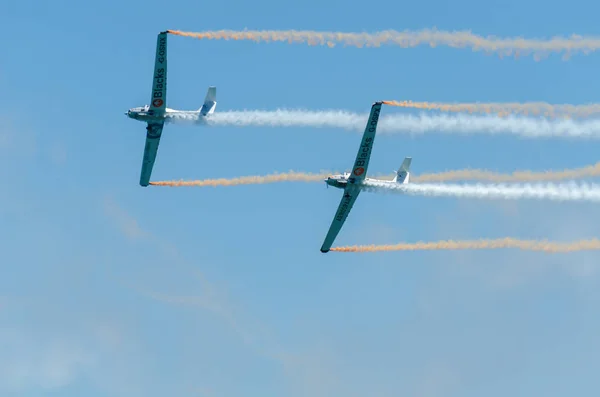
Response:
150,32,167,115
347,101,382,184
320,187,361,253
140,122,164,186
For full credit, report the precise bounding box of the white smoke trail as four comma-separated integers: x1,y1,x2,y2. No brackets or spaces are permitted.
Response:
168,110,600,139
362,180,600,203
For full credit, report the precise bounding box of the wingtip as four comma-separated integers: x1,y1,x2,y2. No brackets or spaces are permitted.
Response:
320,249,329,253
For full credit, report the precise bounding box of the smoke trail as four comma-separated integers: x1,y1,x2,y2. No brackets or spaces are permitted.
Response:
383,100,600,119
171,110,600,139
413,162,600,183
167,28,600,60
149,171,330,187
151,162,600,187
331,238,600,253
363,180,600,203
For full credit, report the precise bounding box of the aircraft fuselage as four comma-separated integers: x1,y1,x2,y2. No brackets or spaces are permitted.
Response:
125,106,210,124
324,174,397,190
324,174,350,189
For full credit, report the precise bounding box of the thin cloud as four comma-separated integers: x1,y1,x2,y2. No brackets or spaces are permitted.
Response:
102,197,281,361
0,329,95,392
103,196,148,240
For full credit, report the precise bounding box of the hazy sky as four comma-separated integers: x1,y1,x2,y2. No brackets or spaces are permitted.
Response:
2,0,600,396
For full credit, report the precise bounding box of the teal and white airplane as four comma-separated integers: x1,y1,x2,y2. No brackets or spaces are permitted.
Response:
126,31,217,186
320,101,412,253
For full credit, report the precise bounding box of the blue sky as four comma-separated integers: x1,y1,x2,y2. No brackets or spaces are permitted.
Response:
3,0,600,396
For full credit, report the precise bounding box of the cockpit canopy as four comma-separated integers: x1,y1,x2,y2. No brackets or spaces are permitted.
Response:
129,105,150,113
330,172,350,180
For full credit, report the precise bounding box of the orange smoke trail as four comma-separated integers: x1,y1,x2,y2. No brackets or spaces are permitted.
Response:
167,28,600,59
330,238,600,253
382,100,600,119
149,171,330,187
150,162,600,187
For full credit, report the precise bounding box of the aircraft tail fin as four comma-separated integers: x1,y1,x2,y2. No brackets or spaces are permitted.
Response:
199,86,217,115
393,157,412,183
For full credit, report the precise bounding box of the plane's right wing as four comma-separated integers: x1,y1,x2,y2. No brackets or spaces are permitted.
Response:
320,187,361,253
149,31,167,115
139,122,164,187
347,101,382,184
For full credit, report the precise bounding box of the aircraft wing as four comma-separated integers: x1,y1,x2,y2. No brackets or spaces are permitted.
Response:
150,32,167,115
347,101,382,184
319,101,383,252
139,32,168,187
140,122,164,186
320,187,361,253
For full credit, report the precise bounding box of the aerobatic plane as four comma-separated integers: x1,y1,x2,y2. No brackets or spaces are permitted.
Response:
320,101,412,253
125,31,218,186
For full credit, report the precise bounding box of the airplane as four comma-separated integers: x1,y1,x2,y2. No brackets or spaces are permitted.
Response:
125,31,218,187
320,101,412,253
